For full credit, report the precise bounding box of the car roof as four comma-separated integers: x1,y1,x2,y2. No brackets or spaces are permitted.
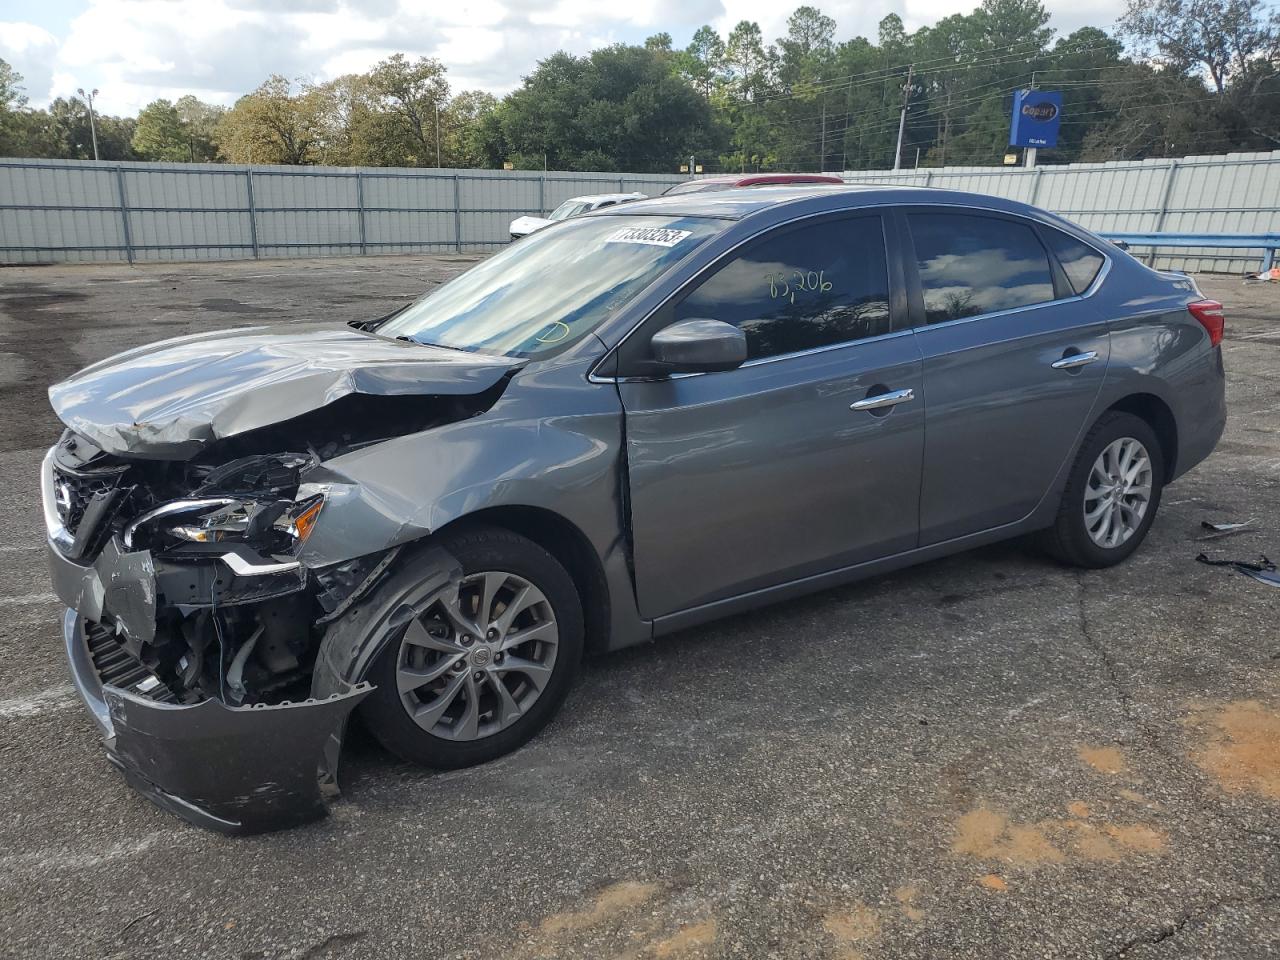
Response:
564,192,647,204
678,173,843,187
589,183,1055,223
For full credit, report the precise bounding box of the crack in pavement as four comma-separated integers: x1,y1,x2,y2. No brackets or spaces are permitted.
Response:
1103,893,1280,958
293,931,368,960
1072,572,1280,852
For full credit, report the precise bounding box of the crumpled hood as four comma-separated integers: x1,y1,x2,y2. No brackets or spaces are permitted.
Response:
49,321,522,458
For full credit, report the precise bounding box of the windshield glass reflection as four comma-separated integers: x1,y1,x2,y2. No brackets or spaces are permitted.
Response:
380,215,723,358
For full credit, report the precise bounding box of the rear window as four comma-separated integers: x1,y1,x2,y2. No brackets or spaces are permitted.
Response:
907,213,1056,324
1043,229,1106,295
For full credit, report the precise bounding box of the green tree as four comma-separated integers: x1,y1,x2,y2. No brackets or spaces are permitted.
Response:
490,43,722,172
681,26,727,98
364,54,450,166
132,99,188,161
175,95,223,161
0,57,29,155
216,75,324,164
1119,0,1279,94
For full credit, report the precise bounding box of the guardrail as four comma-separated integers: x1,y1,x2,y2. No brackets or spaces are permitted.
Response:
1102,233,1280,273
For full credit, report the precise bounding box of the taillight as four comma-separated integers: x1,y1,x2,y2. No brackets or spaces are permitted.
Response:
1188,299,1225,347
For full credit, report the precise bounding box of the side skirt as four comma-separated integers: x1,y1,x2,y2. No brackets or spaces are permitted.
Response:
651,512,1051,638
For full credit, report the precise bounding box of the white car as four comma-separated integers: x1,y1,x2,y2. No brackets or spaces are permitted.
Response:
509,192,646,239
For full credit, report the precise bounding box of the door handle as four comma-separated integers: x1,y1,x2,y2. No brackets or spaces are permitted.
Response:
1051,350,1099,370
850,388,915,411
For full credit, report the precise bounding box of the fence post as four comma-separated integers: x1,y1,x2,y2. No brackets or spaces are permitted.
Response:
355,171,367,256
618,177,625,193
245,168,260,260
453,174,462,253
1154,159,1179,232
1029,167,1044,206
1149,160,1180,268
539,174,546,216
115,166,134,264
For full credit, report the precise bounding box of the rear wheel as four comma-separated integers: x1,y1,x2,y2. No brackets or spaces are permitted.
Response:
360,527,583,769
1040,411,1164,568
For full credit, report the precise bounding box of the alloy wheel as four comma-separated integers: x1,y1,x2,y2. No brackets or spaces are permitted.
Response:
396,571,559,741
1083,437,1153,548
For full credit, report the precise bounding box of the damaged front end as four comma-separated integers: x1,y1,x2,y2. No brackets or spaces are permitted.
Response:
43,435,381,832
42,327,518,833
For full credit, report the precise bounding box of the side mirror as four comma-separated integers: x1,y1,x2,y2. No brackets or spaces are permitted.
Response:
647,319,747,375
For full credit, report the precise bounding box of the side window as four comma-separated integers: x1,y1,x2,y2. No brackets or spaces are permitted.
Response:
674,216,891,360
907,213,1055,324
1043,228,1105,295
596,200,617,209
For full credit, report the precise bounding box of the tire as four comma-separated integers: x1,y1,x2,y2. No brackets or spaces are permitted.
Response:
360,526,584,770
1039,411,1165,568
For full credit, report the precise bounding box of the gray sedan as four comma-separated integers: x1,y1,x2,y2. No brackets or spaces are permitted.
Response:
42,185,1226,832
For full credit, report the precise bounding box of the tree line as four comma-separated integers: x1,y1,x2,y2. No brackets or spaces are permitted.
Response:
1,0,1276,173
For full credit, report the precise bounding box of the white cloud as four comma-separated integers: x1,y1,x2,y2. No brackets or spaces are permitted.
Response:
0,21,59,104
7,0,1128,116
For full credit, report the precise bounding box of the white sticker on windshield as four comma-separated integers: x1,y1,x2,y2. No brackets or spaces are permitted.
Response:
605,227,693,248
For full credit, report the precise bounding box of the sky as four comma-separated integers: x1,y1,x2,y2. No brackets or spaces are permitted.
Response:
0,0,1123,116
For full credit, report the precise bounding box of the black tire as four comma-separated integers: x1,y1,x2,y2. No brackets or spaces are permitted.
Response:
1039,411,1165,568
360,526,584,770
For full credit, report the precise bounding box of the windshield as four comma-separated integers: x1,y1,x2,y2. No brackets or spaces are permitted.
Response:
548,200,591,221
379,215,723,358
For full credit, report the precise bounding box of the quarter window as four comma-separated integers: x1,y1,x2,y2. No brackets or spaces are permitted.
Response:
1043,228,1105,295
674,216,891,359
907,213,1055,324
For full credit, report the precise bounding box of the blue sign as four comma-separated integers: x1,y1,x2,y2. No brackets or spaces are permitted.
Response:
1009,90,1062,149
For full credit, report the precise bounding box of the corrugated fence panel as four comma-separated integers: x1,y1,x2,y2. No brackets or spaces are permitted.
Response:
1,154,1275,269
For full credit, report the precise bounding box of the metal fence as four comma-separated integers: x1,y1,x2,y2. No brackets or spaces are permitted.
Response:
844,150,1280,274
0,159,684,264
2,151,1278,271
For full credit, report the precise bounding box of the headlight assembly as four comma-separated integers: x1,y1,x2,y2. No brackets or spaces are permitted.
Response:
124,493,325,553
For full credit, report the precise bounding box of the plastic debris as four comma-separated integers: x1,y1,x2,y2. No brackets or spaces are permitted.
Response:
1195,552,1280,588
1197,518,1256,541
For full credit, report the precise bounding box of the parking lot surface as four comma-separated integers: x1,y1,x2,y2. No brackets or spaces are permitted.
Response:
1,256,1277,960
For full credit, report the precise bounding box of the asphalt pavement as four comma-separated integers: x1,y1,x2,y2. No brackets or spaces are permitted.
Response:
0,256,1277,960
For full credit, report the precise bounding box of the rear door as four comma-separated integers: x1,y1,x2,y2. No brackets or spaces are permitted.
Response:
616,213,925,618
902,209,1110,545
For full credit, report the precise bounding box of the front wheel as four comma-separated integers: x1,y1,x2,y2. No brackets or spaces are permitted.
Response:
360,527,584,769
1039,411,1165,568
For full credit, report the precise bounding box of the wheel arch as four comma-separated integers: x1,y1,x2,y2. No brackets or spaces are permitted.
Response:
1103,393,1178,481
435,505,613,655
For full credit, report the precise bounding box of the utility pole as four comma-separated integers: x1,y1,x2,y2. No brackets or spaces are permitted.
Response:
689,154,695,179
435,103,442,168
819,101,827,172
1023,74,1038,169
77,87,100,161
892,64,913,171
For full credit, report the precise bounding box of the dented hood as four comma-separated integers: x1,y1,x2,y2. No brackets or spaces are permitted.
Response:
49,322,521,458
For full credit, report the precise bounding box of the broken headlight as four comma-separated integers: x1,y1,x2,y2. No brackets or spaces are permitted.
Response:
126,494,325,554
169,495,323,545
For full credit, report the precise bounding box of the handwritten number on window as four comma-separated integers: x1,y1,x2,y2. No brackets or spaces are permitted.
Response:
767,270,832,303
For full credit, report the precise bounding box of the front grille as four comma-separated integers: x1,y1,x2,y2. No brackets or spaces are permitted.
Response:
84,620,178,703
54,468,122,537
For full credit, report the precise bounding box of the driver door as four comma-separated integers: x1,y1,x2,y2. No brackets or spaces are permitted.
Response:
615,213,925,619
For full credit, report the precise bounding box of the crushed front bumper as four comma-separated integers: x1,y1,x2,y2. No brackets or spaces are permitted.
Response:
54,561,371,834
